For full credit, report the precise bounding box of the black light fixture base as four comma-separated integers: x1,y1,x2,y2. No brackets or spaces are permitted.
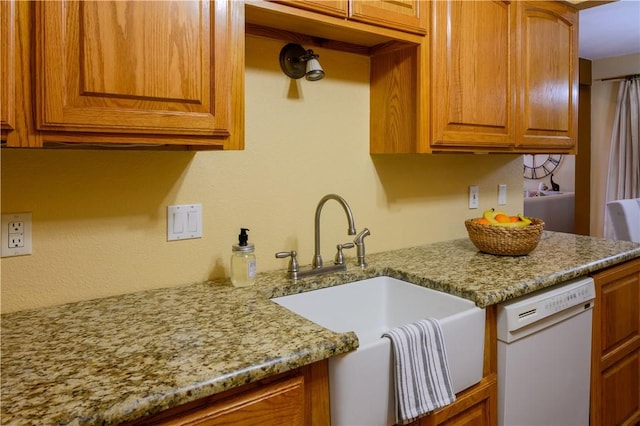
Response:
279,43,307,79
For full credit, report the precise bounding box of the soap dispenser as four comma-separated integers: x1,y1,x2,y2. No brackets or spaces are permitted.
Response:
230,228,256,287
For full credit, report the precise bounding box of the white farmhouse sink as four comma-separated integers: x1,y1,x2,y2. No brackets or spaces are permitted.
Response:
272,276,485,426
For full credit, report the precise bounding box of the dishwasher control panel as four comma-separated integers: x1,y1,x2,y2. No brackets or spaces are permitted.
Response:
539,282,594,316
496,277,595,342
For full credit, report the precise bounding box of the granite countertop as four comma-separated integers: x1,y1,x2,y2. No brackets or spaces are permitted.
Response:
2,232,640,425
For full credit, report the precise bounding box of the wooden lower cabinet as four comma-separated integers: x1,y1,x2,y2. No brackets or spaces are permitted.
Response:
408,374,497,426
591,258,640,426
125,360,330,426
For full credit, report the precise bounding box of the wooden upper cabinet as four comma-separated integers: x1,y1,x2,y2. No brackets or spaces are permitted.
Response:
273,0,426,34
431,0,515,150
31,0,243,149
516,1,578,151
371,0,578,154
350,0,427,34
274,0,348,17
1,0,16,132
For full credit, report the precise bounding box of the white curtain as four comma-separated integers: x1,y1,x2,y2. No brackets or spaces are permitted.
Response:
604,76,640,239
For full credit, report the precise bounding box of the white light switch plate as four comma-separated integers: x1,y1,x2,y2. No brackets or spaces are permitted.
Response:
469,185,479,209
498,184,507,205
167,204,202,241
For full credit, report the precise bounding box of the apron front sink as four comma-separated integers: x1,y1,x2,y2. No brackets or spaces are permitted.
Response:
272,276,485,426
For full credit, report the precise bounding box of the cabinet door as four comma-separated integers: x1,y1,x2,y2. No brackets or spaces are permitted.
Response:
516,1,578,150
273,0,348,17
126,361,330,426
350,0,427,34
140,375,305,426
431,1,515,150
417,374,497,426
1,0,15,132
591,259,640,426
35,1,233,142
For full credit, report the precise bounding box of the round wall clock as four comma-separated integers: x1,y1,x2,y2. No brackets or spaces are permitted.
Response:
523,154,563,179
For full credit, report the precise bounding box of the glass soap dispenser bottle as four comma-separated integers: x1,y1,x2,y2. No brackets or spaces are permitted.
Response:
230,228,256,287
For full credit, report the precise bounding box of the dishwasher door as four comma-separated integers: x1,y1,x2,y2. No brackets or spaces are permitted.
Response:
496,277,595,426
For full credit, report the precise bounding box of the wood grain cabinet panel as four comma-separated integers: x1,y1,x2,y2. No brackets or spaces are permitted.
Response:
516,1,578,150
591,258,640,426
371,0,577,154
144,376,305,426
601,351,640,426
273,0,348,17
350,0,427,34
36,1,230,137
1,0,16,132
370,44,420,153
431,0,515,149
410,374,497,426
273,0,425,33
126,361,330,426
0,0,245,149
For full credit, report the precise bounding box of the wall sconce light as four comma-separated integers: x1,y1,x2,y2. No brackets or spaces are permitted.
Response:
279,43,325,81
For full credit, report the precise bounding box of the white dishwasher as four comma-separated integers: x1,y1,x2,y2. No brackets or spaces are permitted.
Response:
497,276,595,426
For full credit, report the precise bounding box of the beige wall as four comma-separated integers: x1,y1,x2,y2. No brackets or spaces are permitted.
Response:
590,53,640,236
1,36,524,314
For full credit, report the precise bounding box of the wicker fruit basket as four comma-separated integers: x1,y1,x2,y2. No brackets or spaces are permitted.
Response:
465,217,545,256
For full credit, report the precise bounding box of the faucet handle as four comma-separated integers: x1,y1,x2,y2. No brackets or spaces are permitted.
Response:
334,242,355,265
275,251,299,279
353,228,371,267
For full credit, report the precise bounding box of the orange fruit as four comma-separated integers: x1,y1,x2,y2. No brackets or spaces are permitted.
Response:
509,216,519,222
494,214,510,223
474,218,491,225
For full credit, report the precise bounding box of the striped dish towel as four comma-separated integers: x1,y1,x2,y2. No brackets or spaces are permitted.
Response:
382,318,456,425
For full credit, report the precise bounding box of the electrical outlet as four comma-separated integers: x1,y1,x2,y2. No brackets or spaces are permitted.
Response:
469,185,479,209
9,234,24,248
9,221,24,234
1,212,32,257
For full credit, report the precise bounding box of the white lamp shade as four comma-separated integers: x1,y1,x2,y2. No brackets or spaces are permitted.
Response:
305,58,325,81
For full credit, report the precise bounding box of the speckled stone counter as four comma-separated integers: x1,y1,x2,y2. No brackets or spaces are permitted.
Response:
2,232,639,425
365,231,640,307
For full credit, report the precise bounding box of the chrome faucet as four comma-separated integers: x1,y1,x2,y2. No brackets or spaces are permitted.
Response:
276,194,371,280
312,194,357,268
275,193,365,280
